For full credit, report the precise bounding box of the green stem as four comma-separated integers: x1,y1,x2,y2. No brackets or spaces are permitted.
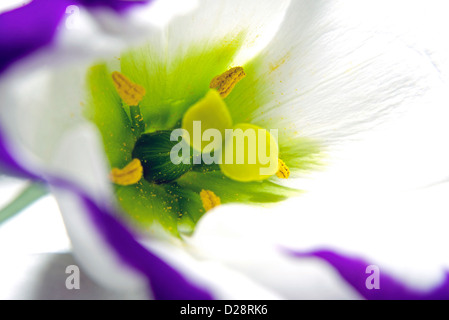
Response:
0,182,49,225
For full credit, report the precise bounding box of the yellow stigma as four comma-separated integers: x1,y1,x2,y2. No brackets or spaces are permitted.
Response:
219,123,279,182
110,159,143,186
200,190,221,212
210,67,246,98
111,71,146,106
276,159,290,179
182,90,233,151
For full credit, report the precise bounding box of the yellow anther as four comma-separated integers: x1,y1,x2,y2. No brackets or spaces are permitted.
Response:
276,159,290,179
111,71,146,106
110,159,143,186
209,67,246,98
200,190,221,212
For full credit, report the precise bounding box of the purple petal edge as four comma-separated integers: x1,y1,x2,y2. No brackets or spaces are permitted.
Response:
0,128,41,180
78,0,150,12
289,249,449,300
0,128,213,300
0,0,150,75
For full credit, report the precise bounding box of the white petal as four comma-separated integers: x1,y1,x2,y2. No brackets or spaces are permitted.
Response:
51,123,113,201
53,188,148,293
229,0,449,144
272,182,449,292
0,10,126,179
124,0,291,66
142,239,282,299
188,205,361,299
0,253,147,299
166,0,291,66
0,0,30,14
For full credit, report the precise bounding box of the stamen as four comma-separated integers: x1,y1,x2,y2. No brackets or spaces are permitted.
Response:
110,159,143,186
200,190,221,212
209,67,246,98
111,71,146,106
276,159,290,179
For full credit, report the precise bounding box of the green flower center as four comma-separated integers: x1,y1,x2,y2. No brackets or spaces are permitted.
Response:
84,40,321,237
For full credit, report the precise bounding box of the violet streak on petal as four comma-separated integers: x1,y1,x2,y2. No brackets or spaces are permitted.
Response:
80,195,213,300
290,250,449,300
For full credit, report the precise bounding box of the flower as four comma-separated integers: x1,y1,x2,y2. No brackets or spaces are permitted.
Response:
1,0,449,299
